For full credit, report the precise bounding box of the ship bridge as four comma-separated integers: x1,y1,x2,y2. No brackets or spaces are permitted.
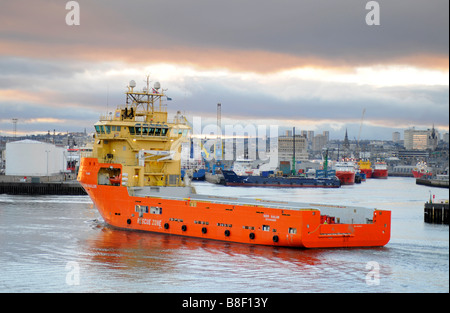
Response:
90,77,191,188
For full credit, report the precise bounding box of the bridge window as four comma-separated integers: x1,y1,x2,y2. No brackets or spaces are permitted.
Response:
142,124,148,135
154,128,162,136
135,124,142,135
150,206,162,214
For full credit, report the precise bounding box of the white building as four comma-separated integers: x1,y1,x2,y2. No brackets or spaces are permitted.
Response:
392,132,401,143
5,140,66,176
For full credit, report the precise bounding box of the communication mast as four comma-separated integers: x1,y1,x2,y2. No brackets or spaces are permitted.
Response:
216,103,222,160
12,118,18,138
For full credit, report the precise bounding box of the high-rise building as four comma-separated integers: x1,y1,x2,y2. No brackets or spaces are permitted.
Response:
312,134,328,152
392,132,401,143
404,126,439,150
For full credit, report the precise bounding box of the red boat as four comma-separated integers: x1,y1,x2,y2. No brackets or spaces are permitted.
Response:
334,162,356,185
412,162,432,178
372,162,388,179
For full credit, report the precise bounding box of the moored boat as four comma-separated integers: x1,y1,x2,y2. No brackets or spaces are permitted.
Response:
334,161,356,185
222,170,341,188
77,78,391,248
358,160,373,178
412,162,432,179
372,161,388,179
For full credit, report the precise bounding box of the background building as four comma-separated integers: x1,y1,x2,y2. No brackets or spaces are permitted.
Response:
392,132,401,143
5,140,66,176
404,126,439,150
278,135,308,162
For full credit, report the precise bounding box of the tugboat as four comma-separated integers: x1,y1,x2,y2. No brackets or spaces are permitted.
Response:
77,78,391,248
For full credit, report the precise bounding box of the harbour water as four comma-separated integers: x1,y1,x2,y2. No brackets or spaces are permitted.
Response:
0,177,448,293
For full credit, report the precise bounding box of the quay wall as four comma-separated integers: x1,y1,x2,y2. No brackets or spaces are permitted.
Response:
424,201,449,224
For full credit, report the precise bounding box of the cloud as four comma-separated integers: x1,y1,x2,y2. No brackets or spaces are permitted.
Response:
0,0,448,139
1,0,448,71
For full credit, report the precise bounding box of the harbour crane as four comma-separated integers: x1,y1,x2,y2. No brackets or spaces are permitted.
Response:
357,108,366,158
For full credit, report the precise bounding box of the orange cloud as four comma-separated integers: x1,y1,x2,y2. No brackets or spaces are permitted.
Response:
1,39,448,75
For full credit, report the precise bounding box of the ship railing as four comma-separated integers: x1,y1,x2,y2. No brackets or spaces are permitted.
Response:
99,114,113,121
169,116,191,126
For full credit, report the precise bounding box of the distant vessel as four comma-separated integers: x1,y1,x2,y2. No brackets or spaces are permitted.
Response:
181,168,206,181
358,160,373,178
77,77,391,248
232,158,260,176
412,162,432,179
372,162,388,179
334,162,356,185
221,170,341,188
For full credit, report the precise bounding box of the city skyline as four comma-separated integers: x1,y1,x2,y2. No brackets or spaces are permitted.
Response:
0,0,448,140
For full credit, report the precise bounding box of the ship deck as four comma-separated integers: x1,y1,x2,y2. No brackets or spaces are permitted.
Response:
130,186,377,224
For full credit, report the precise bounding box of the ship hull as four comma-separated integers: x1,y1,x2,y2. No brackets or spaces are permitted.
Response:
372,169,388,179
359,168,373,178
335,171,356,185
412,170,431,179
78,158,390,249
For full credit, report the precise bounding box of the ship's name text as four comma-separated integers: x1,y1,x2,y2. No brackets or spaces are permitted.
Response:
140,218,161,227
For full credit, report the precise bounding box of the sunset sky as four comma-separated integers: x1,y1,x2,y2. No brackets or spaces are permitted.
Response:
0,0,448,140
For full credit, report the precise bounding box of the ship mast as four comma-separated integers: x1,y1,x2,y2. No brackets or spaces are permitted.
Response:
125,75,166,120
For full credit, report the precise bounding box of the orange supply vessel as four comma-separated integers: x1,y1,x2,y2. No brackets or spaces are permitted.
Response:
77,78,391,248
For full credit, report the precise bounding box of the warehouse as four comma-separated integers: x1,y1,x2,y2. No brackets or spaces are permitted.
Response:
5,140,66,176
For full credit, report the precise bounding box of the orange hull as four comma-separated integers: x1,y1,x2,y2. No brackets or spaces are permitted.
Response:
78,158,391,248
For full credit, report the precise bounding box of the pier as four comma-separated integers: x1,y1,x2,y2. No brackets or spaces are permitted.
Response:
416,177,449,188
0,181,86,195
424,201,449,224
0,174,86,195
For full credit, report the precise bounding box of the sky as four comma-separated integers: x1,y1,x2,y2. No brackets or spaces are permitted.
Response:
0,0,448,140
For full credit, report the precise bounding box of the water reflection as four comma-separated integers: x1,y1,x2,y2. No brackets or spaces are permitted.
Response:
84,221,326,271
